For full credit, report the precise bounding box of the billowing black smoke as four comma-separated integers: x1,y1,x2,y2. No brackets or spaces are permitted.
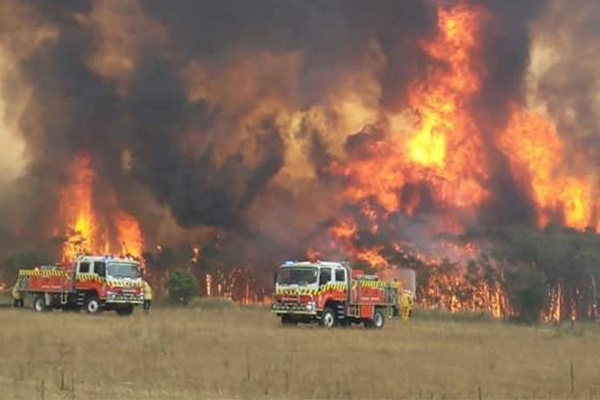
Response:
0,0,558,255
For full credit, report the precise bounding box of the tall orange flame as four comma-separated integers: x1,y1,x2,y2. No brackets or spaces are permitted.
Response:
58,153,143,260
60,155,102,261
498,109,599,230
322,2,600,321
407,3,488,209
330,3,488,225
114,210,143,258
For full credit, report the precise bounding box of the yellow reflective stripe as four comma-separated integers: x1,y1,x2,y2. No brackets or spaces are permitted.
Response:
357,280,399,288
275,280,399,295
275,287,320,295
19,269,70,277
76,273,105,284
107,279,142,288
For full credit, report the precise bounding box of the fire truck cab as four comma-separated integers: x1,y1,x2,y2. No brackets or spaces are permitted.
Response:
16,255,144,315
271,261,399,328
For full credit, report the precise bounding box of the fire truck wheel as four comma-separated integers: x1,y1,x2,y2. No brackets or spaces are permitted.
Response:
84,296,102,314
372,308,386,329
33,296,46,312
319,307,337,328
364,309,386,329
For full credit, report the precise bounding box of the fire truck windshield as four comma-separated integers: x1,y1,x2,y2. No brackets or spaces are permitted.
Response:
277,267,318,285
107,262,141,279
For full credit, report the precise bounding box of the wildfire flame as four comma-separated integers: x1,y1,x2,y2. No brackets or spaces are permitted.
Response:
329,2,489,257
59,153,143,261
323,2,599,320
329,3,488,224
498,108,600,230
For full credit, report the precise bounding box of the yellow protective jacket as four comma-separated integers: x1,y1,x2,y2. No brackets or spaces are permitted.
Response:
143,281,153,300
401,293,413,308
12,284,22,300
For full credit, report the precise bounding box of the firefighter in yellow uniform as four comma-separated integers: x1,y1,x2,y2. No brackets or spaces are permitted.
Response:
401,289,413,321
12,281,24,308
143,280,153,312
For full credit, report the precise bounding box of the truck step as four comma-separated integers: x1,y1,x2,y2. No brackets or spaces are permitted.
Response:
76,292,86,306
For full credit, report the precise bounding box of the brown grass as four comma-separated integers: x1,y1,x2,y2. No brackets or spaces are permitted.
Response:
1,301,600,399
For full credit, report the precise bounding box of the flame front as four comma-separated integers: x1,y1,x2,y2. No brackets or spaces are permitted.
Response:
323,2,600,319
406,3,489,209
498,109,599,230
60,154,102,261
331,3,488,223
114,210,143,258
58,153,143,261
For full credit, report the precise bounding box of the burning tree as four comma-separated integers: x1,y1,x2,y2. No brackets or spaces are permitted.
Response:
2,0,600,322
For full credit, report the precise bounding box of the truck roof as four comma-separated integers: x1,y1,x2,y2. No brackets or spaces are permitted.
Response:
280,261,348,269
75,255,141,264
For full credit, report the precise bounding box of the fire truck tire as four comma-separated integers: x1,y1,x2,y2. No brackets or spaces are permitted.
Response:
374,308,386,329
84,296,102,314
365,308,386,329
116,305,134,316
319,307,337,328
33,296,47,312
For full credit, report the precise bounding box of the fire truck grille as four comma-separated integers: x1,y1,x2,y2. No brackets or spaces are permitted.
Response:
107,293,143,303
271,301,315,314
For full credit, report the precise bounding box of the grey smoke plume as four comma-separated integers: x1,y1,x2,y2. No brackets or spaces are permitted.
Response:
4,0,588,261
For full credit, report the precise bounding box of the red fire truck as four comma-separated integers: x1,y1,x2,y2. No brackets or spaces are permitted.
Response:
271,261,400,328
14,255,144,315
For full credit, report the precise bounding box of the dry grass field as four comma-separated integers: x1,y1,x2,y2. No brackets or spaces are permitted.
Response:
1,300,600,399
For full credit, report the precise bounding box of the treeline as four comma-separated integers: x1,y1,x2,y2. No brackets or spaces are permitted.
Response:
378,224,600,323
3,224,600,322
142,241,263,301
0,237,266,303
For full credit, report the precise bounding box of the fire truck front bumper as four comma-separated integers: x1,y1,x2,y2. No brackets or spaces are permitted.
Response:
271,301,317,315
105,292,144,304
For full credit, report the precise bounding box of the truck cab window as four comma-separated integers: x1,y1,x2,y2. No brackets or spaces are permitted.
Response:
79,262,90,273
94,262,106,277
319,268,331,285
335,269,345,282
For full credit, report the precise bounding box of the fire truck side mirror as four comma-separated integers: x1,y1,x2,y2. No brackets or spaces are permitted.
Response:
273,272,277,286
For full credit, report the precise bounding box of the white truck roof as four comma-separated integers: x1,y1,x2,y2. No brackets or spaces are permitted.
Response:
280,261,348,268
75,255,140,264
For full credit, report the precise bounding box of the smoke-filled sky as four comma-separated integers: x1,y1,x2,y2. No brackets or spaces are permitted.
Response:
0,0,599,260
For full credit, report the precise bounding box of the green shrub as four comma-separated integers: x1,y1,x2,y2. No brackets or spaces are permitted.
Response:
506,266,547,324
167,269,198,306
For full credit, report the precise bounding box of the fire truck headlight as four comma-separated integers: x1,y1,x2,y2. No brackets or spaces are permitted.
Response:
306,302,315,311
